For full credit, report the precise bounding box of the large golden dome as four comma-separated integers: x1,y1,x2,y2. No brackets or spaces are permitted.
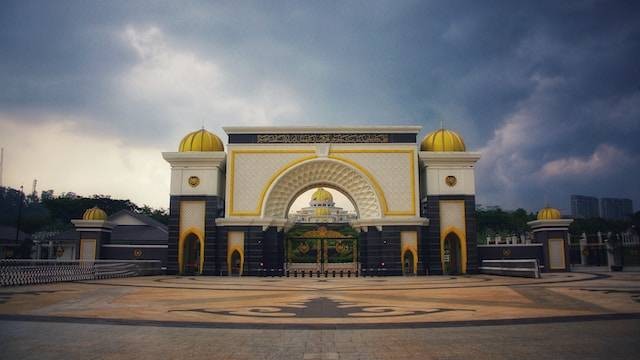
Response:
311,188,333,203
537,207,562,220
179,128,224,152
83,206,108,221
421,128,466,152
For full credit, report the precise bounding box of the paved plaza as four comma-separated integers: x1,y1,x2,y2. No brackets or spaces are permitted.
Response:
1,272,639,359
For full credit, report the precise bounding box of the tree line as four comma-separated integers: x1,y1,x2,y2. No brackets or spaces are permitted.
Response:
2,184,637,242
476,205,640,243
0,186,168,236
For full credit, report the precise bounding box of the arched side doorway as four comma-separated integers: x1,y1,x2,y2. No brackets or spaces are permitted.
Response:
180,233,203,275
227,231,245,276
442,232,463,275
401,249,416,275
229,250,243,276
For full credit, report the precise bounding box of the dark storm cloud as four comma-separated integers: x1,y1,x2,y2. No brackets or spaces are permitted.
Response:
1,0,639,211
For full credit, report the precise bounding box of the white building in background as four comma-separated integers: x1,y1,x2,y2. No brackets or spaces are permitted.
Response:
289,188,357,223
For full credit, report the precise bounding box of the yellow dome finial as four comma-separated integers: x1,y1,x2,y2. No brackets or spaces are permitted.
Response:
421,127,466,152
179,128,224,152
83,206,108,220
537,206,561,220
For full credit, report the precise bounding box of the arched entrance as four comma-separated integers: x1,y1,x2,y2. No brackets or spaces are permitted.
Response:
402,250,415,275
443,233,462,275
182,234,202,275
262,159,383,219
230,250,242,276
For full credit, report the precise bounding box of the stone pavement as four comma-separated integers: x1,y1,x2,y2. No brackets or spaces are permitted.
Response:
1,272,639,359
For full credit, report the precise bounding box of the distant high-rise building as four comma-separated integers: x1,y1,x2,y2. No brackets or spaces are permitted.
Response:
600,198,633,220
570,195,599,219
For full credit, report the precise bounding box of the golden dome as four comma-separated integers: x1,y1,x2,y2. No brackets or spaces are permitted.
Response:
314,207,330,216
537,207,562,220
421,128,466,152
83,206,108,221
179,128,224,152
311,188,333,203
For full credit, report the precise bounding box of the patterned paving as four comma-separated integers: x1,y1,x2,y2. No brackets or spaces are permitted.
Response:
1,272,639,329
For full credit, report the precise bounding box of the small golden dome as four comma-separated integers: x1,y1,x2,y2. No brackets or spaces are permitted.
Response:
315,207,330,216
537,207,562,220
83,206,108,220
311,188,333,203
421,128,466,152
179,128,224,152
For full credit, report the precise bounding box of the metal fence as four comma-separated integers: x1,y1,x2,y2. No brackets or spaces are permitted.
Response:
0,260,162,287
569,243,609,266
569,231,640,269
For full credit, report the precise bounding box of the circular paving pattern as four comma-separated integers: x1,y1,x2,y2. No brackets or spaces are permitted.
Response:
1,272,639,329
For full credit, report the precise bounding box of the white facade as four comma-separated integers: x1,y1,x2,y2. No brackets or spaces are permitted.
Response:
418,152,481,196
219,126,426,229
162,152,226,197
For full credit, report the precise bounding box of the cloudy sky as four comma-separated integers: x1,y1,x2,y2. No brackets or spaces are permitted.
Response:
1,1,639,213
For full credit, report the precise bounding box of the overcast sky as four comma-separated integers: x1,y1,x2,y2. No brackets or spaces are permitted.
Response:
1,1,639,213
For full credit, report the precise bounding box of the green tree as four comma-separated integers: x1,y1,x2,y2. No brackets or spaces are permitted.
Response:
476,207,536,244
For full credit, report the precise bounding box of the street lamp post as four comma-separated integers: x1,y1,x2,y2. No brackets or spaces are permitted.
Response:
15,185,24,257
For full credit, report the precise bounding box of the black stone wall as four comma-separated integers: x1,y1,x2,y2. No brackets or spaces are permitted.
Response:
477,245,544,266
216,226,267,276
100,247,168,267
262,227,284,275
167,195,224,275
358,226,421,276
424,195,478,275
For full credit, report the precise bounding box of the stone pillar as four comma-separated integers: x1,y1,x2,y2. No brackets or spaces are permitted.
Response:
606,233,624,271
71,219,115,260
162,151,226,275
527,218,574,272
580,232,588,266
419,152,481,275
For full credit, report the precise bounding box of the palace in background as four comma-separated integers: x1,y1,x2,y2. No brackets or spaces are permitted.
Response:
289,188,357,223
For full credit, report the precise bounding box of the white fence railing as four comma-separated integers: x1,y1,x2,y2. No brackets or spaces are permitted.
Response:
0,259,162,287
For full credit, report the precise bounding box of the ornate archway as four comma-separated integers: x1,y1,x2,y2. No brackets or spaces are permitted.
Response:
262,159,383,219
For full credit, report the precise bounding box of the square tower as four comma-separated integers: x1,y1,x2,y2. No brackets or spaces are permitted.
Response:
418,129,481,275
162,129,226,275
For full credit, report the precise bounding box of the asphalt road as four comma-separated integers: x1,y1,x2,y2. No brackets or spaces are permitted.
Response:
1,318,639,360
